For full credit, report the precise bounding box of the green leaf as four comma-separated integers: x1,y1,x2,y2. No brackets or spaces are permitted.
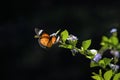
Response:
82,39,91,50
110,36,119,45
86,55,94,59
59,44,72,49
69,40,78,46
98,58,112,69
60,29,69,42
117,44,120,50
90,61,99,67
102,36,109,42
92,72,104,80
72,40,78,46
66,45,73,49
99,69,102,76
100,36,111,48
104,70,113,80
113,72,120,80
99,60,105,68
103,58,112,66
91,75,102,80
92,72,99,76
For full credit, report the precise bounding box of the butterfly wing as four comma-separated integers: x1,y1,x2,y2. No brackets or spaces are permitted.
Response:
35,28,43,36
41,33,50,38
38,33,50,48
51,36,57,44
39,37,49,48
47,36,57,47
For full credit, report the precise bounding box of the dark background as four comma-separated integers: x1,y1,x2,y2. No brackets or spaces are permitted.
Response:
1,0,120,80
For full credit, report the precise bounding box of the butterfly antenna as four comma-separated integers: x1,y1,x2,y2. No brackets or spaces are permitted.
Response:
34,35,39,38
55,29,61,35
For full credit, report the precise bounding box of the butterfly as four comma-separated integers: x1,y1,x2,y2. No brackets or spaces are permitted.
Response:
34,28,60,48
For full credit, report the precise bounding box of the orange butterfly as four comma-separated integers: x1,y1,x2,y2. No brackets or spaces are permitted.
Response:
34,28,60,48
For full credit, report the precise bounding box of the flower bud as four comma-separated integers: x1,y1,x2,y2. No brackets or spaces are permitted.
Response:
67,34,78,41
93,53,102,62
110,28,117,33
109,64,119,72
71,48,78,56
110,50,120,58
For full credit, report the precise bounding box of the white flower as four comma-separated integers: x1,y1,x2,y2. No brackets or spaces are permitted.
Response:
90,49,97,55
67,34,78,41
110,28,117,33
